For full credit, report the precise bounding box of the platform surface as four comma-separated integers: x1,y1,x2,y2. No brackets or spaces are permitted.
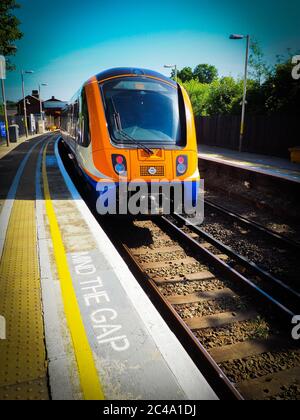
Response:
0,133,217,400
198,145,300,183
0,132,45,160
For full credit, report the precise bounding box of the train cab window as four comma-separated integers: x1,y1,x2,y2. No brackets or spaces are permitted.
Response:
101,77,186,147
80,89,91,147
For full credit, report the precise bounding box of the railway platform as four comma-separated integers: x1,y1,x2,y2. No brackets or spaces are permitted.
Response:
0,132,44,160
198,145,300,184
0,133,217,400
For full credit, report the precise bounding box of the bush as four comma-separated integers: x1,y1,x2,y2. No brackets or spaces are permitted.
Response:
175,46,300,117
182,79,210,116
183,77,245,116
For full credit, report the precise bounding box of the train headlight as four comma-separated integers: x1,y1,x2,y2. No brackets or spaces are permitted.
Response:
116,155,124,164
115,163,126,173
176,155,187,176
112,154,127,175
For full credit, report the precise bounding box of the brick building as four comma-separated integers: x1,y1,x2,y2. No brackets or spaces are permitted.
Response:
43,96,68,127
17,90,41,115
17,92,68,128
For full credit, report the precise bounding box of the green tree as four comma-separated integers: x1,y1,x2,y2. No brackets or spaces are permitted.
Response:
177,66,193,82
206,77,243,115
0,1,22,70
248,39,271,84
183,79,210,116
177,44,300,117
275,48,297,65
262,58,300,115
193,64,218,84
231,79,262,114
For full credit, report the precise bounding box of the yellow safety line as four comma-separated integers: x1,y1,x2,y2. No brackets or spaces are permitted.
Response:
42,143,105,400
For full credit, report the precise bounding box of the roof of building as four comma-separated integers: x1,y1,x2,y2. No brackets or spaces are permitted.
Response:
45,96,62,102
43,100,68,109
17,94,40,105
16,94,67,108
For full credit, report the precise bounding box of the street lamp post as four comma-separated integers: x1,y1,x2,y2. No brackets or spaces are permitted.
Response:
21,69,34,138
229,34,250,153
1,47,17,147
1,78,9,146
38,83,47,132
164,64,177,82
0,55,10,146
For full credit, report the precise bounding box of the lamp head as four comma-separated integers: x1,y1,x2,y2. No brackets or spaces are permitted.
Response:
229,34,245,40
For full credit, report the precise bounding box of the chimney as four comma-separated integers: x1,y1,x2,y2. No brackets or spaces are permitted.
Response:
32,89,39,99
51,96,55,100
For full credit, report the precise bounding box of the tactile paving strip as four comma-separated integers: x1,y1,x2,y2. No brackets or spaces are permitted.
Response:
0,378,48,400
0,200,49,399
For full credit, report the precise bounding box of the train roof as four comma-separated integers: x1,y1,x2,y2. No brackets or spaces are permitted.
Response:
93,67,176,86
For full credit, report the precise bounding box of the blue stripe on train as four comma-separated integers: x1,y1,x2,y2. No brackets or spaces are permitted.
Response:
81,168,199,210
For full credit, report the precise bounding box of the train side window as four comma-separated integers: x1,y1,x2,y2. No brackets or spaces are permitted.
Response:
71,103,76,139
74,99,80,142
81,89,91,147
60,106,68,131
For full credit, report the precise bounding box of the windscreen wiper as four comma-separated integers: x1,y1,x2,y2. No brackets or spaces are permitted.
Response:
117,129,154,156
110,96,154,156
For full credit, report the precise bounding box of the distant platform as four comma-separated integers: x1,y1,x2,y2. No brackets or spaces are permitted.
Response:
198,145,300,184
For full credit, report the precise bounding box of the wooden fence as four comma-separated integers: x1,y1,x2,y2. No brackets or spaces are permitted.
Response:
195,115,299,158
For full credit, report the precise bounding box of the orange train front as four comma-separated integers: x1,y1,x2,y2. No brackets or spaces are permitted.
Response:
60,67,200,214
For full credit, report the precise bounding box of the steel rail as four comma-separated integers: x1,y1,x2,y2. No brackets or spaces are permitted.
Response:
205,199,300,251
157,216,295,324
59,142,243,400
120,243,243,401
172,213,300,314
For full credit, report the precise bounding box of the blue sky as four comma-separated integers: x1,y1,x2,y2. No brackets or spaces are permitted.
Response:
5,0,300,101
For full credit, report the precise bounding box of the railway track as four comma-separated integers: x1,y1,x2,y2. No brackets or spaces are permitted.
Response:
205,199,300,252
170,213,300,315
199,199,300,295
106,216,300,401
59,141,300,400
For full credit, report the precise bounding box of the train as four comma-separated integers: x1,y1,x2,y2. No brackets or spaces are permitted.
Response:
60,67,200,215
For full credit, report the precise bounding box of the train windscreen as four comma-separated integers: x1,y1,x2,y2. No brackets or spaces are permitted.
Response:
101,77,185,147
